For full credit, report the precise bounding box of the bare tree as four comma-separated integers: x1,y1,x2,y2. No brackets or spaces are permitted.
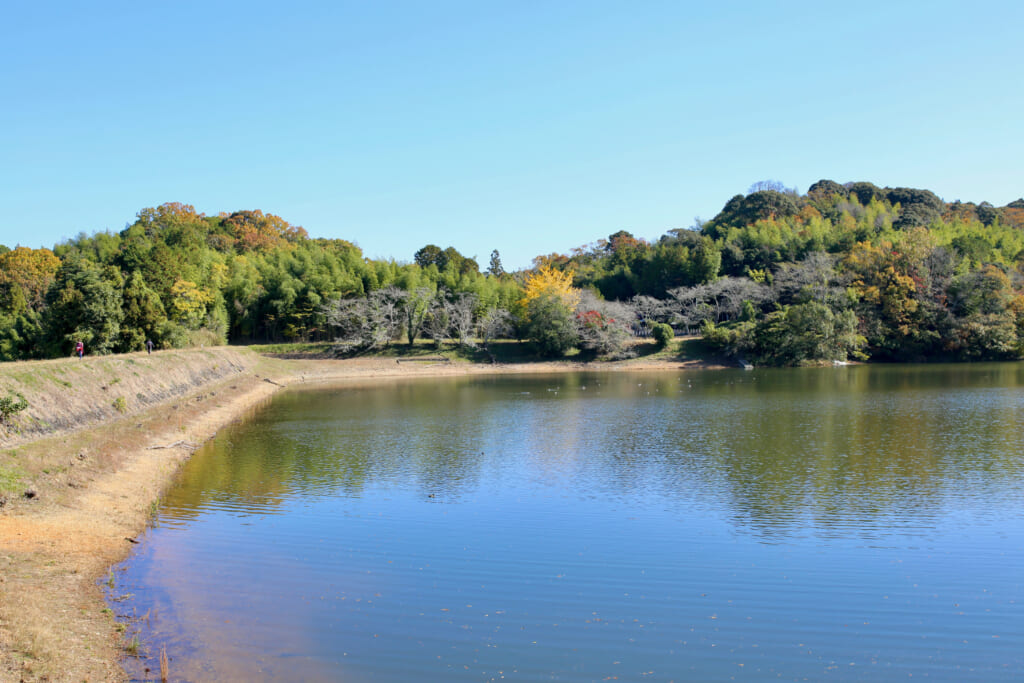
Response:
748,179,798,196
709,277,769,321
324,286,405,352
631,295,672,326
773,252,847,307
421,294,451,348
478,308,512,344
667,277,769,328
476,307,513,362
400,286,435,346
575,290,635,357
666,283,714,330
448,293,479,348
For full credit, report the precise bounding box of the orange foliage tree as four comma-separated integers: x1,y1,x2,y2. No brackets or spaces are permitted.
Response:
222,210,309,252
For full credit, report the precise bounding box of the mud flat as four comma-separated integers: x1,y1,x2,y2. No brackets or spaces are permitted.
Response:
0,347,716,681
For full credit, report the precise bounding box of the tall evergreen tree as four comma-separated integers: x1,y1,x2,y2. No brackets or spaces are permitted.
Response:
42,255,124,356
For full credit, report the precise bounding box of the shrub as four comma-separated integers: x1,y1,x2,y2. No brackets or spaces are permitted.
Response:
0,392,28,423
526,293,578,357
651,322,674,348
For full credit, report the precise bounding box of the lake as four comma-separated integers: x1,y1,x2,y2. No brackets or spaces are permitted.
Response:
111,364,1024,681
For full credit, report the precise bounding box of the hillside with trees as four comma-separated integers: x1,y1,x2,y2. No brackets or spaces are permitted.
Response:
1,181,1023,365
536,180,1024,364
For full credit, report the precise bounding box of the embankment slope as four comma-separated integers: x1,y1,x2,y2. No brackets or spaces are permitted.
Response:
0,347,257,449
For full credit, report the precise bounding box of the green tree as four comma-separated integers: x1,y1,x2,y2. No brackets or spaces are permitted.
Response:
120,270,168,351
414,244,446,269
42,255,124,355
488,250,505,276
0,310,43,361
806,179,848,204
752,302,865,365
951,313,1018,360
526,292,579,357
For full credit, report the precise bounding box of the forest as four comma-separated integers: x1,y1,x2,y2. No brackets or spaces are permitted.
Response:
1,179,1023,366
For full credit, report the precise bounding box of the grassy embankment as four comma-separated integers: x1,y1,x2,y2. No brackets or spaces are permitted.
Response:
0,336,714,681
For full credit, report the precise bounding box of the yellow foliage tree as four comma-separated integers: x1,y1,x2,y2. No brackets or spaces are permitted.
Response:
519,265,580,312
0,246,61,312
169,279,213,328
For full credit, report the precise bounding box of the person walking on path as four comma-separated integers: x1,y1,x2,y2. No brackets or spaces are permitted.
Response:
74,340,84,359
146,339,154,354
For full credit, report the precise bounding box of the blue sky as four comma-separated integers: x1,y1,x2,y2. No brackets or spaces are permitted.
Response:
2,1,1022,270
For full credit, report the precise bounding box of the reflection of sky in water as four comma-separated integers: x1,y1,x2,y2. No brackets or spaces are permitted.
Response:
114,365,1024,682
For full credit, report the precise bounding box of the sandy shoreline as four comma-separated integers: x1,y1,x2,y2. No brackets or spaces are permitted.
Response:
0,353,723,681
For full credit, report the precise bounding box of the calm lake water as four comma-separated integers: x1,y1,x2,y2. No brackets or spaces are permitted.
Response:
111,364,1024,682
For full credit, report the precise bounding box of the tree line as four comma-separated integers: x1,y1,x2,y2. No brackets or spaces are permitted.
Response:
0,203,520,360
536,181,1024,363
1,181,1023,365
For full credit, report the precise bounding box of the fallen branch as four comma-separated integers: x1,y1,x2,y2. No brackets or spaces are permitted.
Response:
146,440,198,451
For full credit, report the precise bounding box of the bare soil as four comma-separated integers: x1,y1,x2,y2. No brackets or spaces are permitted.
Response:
0,348,722,682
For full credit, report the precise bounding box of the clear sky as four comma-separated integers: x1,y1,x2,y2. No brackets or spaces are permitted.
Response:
2,1,1022,270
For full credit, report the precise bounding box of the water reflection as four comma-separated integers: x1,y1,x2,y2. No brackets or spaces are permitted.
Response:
161,365,1024,537
115,364,1024,681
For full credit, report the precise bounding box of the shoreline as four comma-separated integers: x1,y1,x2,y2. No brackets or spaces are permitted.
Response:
0,352,724,681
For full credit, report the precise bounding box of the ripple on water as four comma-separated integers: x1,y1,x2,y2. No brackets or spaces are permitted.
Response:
116,367,1024,681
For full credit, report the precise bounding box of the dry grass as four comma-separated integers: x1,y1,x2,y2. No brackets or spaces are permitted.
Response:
159,645,169,682
0,347,257,450
0,551,121,681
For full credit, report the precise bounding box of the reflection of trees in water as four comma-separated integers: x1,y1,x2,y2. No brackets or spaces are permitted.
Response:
164,379,499,518
671,365,1024,539
164,366,1024,538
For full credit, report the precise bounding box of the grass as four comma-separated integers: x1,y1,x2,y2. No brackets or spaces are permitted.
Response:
7,372,41,389
251,338,587,363
248,341,335,355
676,336,719,360
246,336,721,366
622,336,715,362
0,463,25,492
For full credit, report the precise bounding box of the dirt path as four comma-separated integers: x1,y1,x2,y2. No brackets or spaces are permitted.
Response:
0,351,721,682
